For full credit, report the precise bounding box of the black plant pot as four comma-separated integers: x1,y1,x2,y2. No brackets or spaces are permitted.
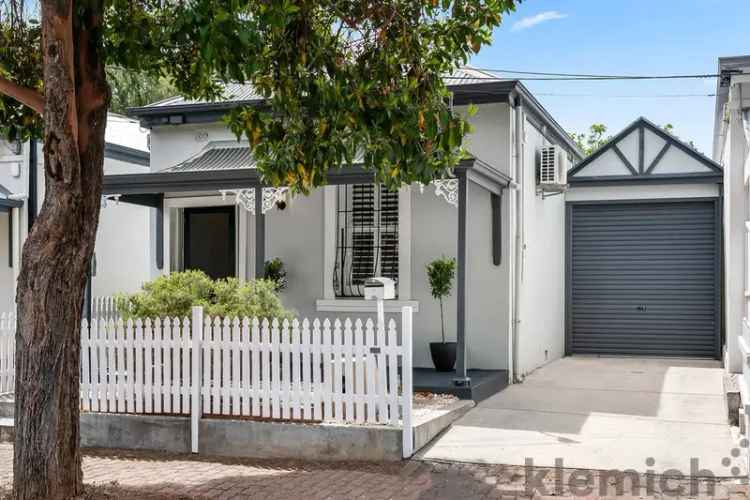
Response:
429,342,457,372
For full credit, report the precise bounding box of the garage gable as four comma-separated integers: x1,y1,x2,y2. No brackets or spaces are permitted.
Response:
568,117,722,186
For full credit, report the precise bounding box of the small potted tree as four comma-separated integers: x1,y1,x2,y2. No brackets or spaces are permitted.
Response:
264,257,288,293
427,257,457,372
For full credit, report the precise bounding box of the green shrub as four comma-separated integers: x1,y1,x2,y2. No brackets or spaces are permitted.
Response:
116,270,293,321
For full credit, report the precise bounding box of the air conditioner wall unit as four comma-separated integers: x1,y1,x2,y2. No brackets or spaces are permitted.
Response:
537,145,568,192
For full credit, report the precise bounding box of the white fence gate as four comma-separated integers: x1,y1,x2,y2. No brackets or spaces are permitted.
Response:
75,306,413,456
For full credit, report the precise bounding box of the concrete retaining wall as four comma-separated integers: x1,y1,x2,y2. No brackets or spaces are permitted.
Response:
80,413,402,461
200,419,402,462
81,413,191,454
78,401,474,461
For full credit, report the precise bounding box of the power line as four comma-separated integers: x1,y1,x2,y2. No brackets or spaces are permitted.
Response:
445,74,719,81
445,86,717,99
534,92,716,98
467,67,723,80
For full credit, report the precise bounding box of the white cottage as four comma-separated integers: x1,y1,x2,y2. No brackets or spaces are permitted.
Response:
102,68,582,398
0,114,152,311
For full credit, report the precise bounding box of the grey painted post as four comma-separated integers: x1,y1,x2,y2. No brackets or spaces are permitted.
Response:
255,187,265,279
155,197,164,270
84,264,92,323
454,170,470,386
7,210,11,268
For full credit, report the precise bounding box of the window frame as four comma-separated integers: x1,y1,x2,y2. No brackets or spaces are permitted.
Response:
319,184,416,312
333,183,399,298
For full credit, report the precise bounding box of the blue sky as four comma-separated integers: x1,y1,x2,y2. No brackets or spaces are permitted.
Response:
469,0,750,153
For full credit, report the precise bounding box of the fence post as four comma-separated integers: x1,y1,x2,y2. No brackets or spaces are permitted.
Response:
191,306,203,453
401,306,413,458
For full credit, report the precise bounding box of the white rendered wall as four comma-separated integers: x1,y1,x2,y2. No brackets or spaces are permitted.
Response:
723,80,748,374
148,103,515,370
0,214,13,312
567,183,720,202
515,117,566,378
92,159,151,297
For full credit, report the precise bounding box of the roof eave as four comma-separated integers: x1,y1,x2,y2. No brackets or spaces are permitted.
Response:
103,157,478,195
713,55,750,158
128,81,519,123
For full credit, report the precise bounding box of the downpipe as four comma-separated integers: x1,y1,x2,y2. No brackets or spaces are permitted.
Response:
511,98,525,383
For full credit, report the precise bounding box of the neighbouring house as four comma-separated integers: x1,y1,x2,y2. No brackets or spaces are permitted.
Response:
566,117,723,358
102,68,583,396
0,114,152,312
714,55,750,417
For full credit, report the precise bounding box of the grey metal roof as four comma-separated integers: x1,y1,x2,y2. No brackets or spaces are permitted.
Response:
166,141,255,172
145,83,266,109
138,67,507,110
128,66,583,160
445,67,506,86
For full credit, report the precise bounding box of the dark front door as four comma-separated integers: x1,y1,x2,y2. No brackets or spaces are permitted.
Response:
567,200,720,358
184,206,236,280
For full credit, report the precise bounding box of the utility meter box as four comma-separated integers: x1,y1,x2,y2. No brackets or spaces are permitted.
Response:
364,277,396,301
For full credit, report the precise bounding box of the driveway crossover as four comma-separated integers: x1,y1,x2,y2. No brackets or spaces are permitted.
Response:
419,356,747,478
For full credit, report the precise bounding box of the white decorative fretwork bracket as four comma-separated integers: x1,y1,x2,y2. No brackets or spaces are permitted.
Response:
101,194,121,208
220,187,290,215
419,179,459,208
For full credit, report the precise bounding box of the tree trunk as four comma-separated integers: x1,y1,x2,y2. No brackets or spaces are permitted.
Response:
13,1,108,498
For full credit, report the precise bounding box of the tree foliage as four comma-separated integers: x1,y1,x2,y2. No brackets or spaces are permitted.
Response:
2,0,519,190
571,122,700,157
107,67,177,114
0,14,42,142
569,123,610,157
0,0,520,496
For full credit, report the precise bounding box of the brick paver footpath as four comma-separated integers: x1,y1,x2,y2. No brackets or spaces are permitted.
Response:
0,444,746,499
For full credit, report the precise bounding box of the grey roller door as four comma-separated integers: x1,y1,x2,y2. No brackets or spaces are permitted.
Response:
567,200,719,357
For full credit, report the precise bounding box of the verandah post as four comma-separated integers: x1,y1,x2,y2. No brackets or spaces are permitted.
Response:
190,306,203,453
401,306,413,458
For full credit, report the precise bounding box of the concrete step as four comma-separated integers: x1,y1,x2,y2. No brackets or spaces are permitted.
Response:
0,417,13,443
0,400,13,419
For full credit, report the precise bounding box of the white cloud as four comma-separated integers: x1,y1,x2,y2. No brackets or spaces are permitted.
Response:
511,11,568,31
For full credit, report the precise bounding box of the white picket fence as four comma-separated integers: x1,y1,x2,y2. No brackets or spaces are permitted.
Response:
91,296,120,322
2,306,414,456
0,313,14,394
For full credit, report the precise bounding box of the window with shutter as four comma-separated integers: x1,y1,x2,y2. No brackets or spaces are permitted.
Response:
334,184,399,297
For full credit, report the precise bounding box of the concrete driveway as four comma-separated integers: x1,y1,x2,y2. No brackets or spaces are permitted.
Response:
418,356,746,477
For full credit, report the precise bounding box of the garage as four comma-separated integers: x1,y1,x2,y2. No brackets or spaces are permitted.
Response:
565,117,724,358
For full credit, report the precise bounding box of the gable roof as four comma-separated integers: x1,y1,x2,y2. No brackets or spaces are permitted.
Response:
568,117,722,186
137,68,503,111
128,67,582,160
